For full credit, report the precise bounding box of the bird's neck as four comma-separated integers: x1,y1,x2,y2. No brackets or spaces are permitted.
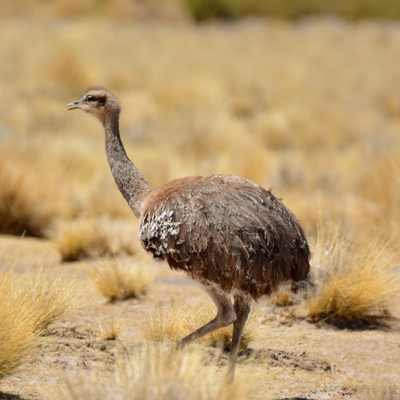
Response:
104,114,150,218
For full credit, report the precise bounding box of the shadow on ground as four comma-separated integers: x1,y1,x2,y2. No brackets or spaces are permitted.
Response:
276,398,316,400
0,392,27,400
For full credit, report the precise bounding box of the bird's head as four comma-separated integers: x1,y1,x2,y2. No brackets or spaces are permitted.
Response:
67,87,120,123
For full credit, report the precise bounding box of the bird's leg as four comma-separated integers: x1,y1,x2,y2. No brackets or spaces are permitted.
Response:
178,285,236,349
225,295,251,382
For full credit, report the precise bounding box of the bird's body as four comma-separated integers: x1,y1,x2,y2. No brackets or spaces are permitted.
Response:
140,174,310,299
68,87,311,380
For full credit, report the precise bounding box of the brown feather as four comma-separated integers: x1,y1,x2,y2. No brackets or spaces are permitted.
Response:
140,174,311,300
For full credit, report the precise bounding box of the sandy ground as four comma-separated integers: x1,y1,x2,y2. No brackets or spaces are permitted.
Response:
0,235,399,400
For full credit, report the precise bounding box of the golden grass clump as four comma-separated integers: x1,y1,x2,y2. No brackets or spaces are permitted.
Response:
0,134,100,238
0,269,78,379
90,260,154,302
63,344,251,400
0,159,61,237
140,305,185,343
141,303,262,350
0,274,39,379
359,152,400,237
307,223,400,327
53,217,140,262
97,317,123,340
25,273,79,333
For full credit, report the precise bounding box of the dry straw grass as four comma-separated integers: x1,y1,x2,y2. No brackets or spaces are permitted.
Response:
97,317,123,340
0,277,39,379
53,217,139,262
140,305,186,343
0,0,187,21
0,152,63,237
360,151,400,239
90,259,154,302
141,303,262,350
367,381,400,400
307,223,400,327
2,18,400,247
0,133,102,238
63,344,251,400
0,269,78,379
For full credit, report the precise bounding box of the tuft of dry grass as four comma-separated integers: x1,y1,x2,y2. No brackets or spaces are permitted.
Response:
141,303,262,350
97,317,123,340
0,133,101,238
27,273,80,333
307,223,400,328
359,152,400,239
53,217,139,262
268,292,295,307
0,278,40,379
140,305,185,343
0,269,78,379
90,259,154,302
63,343,252,400
0,158,61,237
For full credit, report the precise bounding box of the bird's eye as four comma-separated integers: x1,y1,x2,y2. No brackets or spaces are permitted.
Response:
86,95,94,102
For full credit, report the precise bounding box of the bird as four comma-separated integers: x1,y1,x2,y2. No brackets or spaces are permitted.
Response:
67,87,312,380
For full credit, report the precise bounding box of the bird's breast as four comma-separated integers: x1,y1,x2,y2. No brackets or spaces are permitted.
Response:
139,209,183,258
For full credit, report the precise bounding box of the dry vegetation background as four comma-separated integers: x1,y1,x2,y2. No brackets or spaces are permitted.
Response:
0,0,400,399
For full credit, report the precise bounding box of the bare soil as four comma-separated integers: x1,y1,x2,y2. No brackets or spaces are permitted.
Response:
0,235,399,400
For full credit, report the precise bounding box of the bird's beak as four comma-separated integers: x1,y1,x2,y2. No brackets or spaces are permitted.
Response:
67,100,81,110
